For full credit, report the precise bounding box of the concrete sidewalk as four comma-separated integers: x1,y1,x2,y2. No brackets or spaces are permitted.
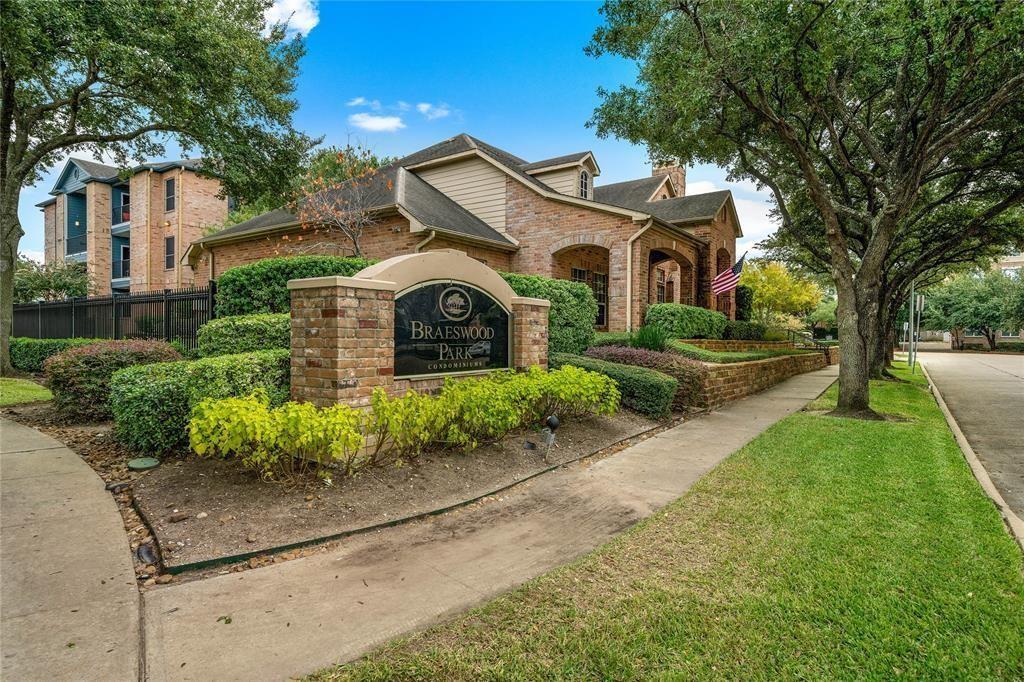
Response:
144,364,838,681
0,419,139,681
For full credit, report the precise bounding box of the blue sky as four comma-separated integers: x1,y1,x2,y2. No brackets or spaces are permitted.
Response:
18,0,775,261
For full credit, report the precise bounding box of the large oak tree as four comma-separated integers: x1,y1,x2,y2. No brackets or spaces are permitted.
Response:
589,0,1024,417
0,0,315,374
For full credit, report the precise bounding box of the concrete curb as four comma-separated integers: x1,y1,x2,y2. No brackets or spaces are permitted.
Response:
920,362,1024,552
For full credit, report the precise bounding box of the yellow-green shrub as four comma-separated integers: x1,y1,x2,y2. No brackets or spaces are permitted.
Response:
188,366,620,480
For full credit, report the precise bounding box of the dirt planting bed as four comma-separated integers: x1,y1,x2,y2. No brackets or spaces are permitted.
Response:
132,410,657,571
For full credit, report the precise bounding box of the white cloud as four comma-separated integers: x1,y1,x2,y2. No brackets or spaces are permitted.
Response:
346,96,381,110
264,0,319,38
416,102,451,121
396,101,411,111
348,113,405,133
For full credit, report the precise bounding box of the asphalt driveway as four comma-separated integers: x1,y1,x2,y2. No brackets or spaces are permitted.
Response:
920,352,1024,519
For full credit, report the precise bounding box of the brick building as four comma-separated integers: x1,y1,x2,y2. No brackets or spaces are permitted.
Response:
39,158,228,295
185,134,742,331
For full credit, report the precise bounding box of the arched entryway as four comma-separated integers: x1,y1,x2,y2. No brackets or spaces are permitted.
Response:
552,243,611,330
714,247,734,317
648,249,695,307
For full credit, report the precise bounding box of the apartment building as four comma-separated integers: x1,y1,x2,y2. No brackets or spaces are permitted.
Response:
39,158,228,295
186,134,742,331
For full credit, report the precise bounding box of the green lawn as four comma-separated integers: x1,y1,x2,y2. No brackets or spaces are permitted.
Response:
315,363,1023,680
0,378,52,406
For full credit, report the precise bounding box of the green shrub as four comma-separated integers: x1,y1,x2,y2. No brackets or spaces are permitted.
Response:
629,324,669,351
591,331,631,348
764,329,790,342
110,349,290,453
723,320,767,341
500,273,597,354
666,340,810,364
44,340,181,421
585,345,707,409
196,313,290,357
645,303,727,339
735,284,753,321
190,393,365,480
189,366,620,479
9,337,105,373
549,352,676,418
215,255,375,316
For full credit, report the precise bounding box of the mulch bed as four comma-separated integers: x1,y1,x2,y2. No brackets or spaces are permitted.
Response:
3,399,661,576
133,411,656,571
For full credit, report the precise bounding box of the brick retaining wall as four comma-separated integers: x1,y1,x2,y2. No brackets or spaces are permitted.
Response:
679,339,797,351
695,352,830,409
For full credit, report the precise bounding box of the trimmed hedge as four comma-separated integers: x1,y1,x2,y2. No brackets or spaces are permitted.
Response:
723,320,767,341
735,284,753,322
9,337,105,373
44,340,181,421
500,273,597,355
215,255,375,316
549,352,676,418
196,313,290,357
110,349,290,454
646,303,727,339
585,345,706,410
668,339,811,364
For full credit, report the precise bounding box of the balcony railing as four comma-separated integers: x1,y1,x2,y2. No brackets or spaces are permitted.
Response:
65,234,87,255
111,259,130,279
112,204,131,225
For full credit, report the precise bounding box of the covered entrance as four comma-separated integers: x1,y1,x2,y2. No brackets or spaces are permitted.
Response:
552,243,610,330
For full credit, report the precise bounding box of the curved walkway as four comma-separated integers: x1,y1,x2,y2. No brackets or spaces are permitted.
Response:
0,419,139,681
144,365,838,681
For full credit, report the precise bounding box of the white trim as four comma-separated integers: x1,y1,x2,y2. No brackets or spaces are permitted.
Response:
287,275,398,291
645,175,673,202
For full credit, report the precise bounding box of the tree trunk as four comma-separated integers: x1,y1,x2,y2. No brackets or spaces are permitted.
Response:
831,276,880,418
986,329,998,351
0,207,19,377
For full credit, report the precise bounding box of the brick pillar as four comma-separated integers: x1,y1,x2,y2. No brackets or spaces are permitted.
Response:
511,296,551,370
288,276,398,408
86,183,112,296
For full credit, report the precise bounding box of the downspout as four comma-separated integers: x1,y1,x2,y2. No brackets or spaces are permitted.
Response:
414,229,437,252
625,219,653,332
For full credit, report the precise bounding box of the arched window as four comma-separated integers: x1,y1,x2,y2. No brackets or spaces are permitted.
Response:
579,169,590,199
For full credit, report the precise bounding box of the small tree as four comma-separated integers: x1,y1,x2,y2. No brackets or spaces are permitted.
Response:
13,255,90,302
739,261,822,329
734,284,753,322
806,299,837,336
287,144,395,257
923,271,1018,350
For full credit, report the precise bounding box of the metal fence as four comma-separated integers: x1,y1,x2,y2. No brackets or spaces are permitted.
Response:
13,283,217,351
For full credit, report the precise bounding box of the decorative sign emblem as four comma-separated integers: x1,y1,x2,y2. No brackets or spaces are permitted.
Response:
394,281,511,377
439,286,472,321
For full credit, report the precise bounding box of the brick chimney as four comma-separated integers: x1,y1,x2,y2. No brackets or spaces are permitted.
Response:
652,161,686,197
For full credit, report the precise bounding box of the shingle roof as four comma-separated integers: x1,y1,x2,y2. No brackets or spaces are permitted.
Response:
192,163,514,248
643,191,732,224
520,152,591,172
69,158,120,181
132,159,206,173
593,176,668,207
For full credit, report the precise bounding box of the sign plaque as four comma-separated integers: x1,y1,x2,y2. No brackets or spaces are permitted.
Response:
394,281,511,377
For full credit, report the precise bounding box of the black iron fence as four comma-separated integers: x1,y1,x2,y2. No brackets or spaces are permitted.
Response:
13,283,217,351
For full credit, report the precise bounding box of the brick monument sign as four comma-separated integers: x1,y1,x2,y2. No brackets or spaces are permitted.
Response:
288,249,551,407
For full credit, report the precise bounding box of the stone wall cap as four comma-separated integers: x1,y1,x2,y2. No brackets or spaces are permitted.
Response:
511,296,552,308
287,276,398,291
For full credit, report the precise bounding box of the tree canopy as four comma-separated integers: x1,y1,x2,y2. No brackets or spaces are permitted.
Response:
589,0,1024,416
0,0,314,373
739,261,822,329
922,270,1023,350
13,254,89,303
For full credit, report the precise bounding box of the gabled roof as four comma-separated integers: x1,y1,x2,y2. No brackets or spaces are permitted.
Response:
70,158,120,180
643,191,733,225
188,163,515,257
49,157,209,195
593,176,669,207
520,151,599,175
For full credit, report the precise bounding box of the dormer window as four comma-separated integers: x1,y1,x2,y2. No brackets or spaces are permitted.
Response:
579,170,591,199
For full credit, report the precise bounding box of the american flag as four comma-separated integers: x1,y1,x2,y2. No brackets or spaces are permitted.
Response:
711,252,746,295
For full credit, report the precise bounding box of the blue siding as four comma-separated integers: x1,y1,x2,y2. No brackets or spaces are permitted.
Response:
65,194,87,255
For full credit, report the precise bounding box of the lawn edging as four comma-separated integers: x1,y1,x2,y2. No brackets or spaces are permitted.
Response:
142,416,682,574
920,362,1024,551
